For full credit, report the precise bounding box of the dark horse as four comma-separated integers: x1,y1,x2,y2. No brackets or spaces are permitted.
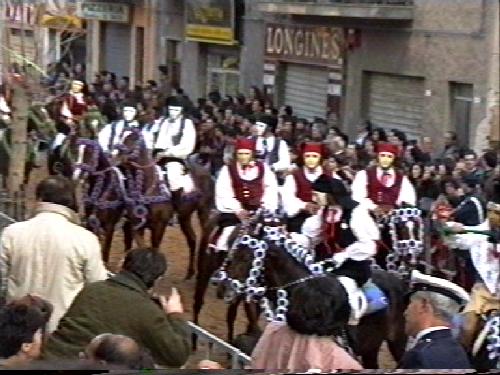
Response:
214,212,408,369
72,138,126,262
155,157,214,279
118,131,174,254
193,211,262,346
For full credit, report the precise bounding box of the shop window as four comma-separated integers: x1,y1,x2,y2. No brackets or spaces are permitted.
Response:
206,56,240,97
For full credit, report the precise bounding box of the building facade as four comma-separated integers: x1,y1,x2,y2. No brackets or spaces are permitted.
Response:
84,0,158,86
253,0,499,149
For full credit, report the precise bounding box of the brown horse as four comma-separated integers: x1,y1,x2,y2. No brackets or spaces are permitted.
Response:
193,211,262,346
72,137,126,262
156,156,214,279
118,131,174,252
215,212,409,369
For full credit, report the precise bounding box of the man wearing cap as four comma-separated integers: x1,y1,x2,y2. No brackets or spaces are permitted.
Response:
98,102,147,154
351,143,416,213
400,270,471,369
251,119,290,179
211,138,278,252
281,143,330,248
310,174,381,325
151,97,197,202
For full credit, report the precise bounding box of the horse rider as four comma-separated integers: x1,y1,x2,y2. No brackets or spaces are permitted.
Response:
98,102,149,155
399,270,471,369
51,80,89,150
281,142,331,249
150,96,197,203
311,174,382,325
351,143,416,213
445,179,500,365
62,80,89,121
210,138,279,252
351,143,416,266
250,118,291,184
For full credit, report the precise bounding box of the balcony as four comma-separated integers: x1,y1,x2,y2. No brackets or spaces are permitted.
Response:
257,0,414,20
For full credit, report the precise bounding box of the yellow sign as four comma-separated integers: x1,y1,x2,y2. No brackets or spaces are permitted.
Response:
185,0,236,45
40,14,83,30
186,25,234,44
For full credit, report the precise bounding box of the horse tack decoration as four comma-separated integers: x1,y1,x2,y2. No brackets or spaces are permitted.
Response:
212,217,326,324
115,131,171,230
74,139,126,234
372,207,425,278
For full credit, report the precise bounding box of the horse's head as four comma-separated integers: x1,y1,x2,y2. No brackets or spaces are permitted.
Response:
72,139,105,181
216,215,350,330
114,129,146,162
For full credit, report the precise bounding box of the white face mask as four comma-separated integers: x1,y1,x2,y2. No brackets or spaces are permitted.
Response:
253,122,267,137
168,106,182,119
122,107,137,122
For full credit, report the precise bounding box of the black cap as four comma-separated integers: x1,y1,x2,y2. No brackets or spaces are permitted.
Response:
312,175,358,210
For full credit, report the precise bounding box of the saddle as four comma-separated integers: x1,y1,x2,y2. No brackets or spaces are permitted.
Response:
362,280,389,314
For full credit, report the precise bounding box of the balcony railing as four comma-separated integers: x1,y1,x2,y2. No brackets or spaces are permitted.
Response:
257,0,415,19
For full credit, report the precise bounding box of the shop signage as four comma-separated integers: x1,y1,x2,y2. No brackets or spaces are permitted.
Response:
186,0,236,45
265,24,344,65
77,2,130,23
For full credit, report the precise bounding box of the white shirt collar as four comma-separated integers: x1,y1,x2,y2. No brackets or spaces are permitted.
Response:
414,326,450,341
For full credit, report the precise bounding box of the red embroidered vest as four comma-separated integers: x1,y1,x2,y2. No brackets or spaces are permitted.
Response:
292,168,331,202
228,161,265,211
366,166,403,206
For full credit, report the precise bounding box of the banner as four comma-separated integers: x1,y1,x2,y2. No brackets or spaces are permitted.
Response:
185,0,236,45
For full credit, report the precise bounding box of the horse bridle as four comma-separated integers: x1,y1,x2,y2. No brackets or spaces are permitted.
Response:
213,217,327,323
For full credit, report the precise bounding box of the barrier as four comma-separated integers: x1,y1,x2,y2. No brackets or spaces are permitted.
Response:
187,321,251,369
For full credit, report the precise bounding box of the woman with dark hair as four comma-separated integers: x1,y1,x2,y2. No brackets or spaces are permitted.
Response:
370,128,387,144
0,296,53,368
251,280,362,372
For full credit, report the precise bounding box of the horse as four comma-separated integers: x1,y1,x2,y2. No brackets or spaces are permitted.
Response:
214,211,408,369
72,138,126,262
154,156,214,279
118,130,174,253
193,211,261,347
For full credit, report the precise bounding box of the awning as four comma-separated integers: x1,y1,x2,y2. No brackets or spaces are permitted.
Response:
40,14,83,30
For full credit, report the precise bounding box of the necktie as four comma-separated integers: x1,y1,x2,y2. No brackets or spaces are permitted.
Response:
381,171,391,187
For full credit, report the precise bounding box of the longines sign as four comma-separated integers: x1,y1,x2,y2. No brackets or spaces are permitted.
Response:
265,24,344,65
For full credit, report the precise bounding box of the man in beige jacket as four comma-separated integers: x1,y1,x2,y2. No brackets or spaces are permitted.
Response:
0,176,108,332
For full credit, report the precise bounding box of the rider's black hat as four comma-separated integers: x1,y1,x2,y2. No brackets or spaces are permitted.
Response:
312,174,358,210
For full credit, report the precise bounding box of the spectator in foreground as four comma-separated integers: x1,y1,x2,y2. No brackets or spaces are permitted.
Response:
82,333,155,370
399,270,471,369
0,176,108,331
43,248,190,368
251,280,363,372
0,296,52,368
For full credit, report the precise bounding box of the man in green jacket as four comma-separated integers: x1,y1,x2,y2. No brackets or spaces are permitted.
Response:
43,248,190,368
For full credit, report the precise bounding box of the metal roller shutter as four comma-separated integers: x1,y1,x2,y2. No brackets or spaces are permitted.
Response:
366,72,424,140
103,23,131,79
284,64,328,121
